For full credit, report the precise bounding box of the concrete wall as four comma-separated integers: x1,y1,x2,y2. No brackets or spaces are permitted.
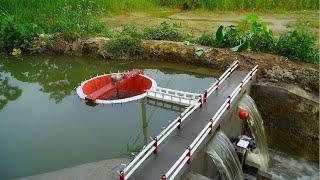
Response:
250,82,319,162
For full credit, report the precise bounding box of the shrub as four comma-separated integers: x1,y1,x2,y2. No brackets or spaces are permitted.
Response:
276,28,319,63
198,15,275,52
197,33,215,46
143,21,184,41
0,16,43,51
106,25,142,56
240,15,275,52
221,25,243,48
121,25,142,38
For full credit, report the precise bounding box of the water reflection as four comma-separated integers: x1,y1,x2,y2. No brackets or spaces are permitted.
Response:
0,75,22,110
0,55,217,179
0,55,214,108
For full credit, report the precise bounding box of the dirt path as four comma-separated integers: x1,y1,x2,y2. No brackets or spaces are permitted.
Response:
102,10,319,37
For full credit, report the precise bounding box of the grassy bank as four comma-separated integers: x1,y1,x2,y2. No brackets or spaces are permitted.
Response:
0,0,318,63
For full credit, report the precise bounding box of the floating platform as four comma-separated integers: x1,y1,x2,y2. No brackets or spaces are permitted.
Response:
77,69,200,106
77,69,157,104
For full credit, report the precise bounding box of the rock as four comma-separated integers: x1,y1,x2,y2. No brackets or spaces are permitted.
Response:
269,78,278,83
304,86,312,92
51,38,69,55
283,71,295,81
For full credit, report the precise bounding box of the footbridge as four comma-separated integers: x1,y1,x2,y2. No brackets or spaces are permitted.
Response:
119,60,259,180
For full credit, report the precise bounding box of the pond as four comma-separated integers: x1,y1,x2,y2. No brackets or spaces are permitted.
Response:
0,55,216,179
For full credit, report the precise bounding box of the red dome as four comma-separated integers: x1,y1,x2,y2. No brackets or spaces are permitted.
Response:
239,109,250,121
82,73,153,101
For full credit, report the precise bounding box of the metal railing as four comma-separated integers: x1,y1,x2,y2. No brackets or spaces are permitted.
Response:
162,65,258,180
147,86,200,106
119,60,240,180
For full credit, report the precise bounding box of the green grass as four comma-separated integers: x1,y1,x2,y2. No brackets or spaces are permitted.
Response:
0,0,157,34
156,0,319,10
0,0,318,35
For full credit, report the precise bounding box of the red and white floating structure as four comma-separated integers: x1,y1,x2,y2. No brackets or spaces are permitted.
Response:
77,69,202,106
77,69,157,104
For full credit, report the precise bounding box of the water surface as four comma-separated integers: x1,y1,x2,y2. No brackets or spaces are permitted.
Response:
0,55,216,179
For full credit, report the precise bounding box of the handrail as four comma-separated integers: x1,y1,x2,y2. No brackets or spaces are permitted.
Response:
147,90,198,101
119,60,240,180
150,86,201,98
163,65,258,180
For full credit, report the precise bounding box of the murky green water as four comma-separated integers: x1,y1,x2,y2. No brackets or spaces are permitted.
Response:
0,55,216,179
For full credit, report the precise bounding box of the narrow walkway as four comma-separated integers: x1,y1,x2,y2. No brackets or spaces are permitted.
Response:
147,86,200,106
131,71,249,179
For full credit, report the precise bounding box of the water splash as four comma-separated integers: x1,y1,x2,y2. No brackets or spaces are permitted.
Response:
268,150,319,180
239,94,269,171
206,131,244,180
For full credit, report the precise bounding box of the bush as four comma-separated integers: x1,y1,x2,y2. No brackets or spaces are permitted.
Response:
276,29,319,63
106,25,142,56
221,25,243,48
121,25,142,38
240,15,275,52
0,16,43,51
143,21,184,41
198,15,275,52
197,33,215,46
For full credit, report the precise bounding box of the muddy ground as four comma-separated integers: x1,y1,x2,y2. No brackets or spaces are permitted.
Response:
102,10,319,38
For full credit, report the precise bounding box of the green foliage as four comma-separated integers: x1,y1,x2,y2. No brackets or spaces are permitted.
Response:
0,16,43,51
276,28,318,63
197,15,275,52
197,33,215,46
155,0,318,10
221,26,243,48
143,21,184,41
106,25,142,56
122,25,143,38
198,15,318,63
240,14,275,52
197,26,225,47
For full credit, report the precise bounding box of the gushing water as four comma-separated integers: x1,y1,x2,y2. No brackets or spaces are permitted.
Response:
206,131,244,180
239,94,269,171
